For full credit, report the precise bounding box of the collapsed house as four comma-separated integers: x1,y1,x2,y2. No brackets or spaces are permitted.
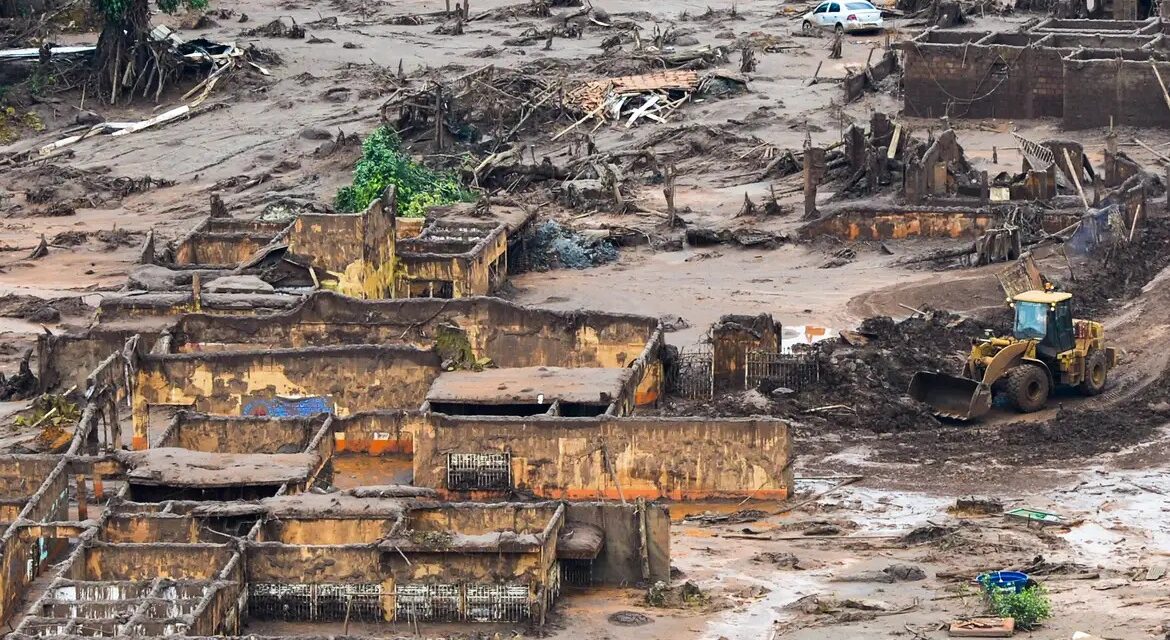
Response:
795,110,1156,266
137,188,531,304
0,281,794,634
900,18,1170,128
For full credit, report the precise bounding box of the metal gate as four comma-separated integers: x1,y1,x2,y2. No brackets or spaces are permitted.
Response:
744,351,820,391
446,452,511,490
248,583,383,621
676,345,713,400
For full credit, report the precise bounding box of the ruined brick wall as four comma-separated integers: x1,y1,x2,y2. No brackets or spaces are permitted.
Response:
331,411,414,454
247,544,384,583
1104,150,1143,187
101,514,206,543
800,206,994,240
289,215,365,273
1064,55,1170,129
83,542,234,580
712,314,781,391
36,328,150,393
408,504,558,535
263,518,396,544
97,292,302,325
172,293,661,371
396,227,507,298
0,455,63,498
356,188,398,299
289,190,398,299
412,414,793,501
396,217,425,239
902,42,1066,119
132,346,442,448
843,50,899,103
174,233,275,266
160,413,320,453
0,456,70,628
564,503,670,584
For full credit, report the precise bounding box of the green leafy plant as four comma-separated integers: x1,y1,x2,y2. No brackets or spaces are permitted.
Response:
335,127,473,217
984,583,1052,630
14,394,80,429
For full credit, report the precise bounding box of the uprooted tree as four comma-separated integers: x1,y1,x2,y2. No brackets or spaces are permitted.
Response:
92,0,208,103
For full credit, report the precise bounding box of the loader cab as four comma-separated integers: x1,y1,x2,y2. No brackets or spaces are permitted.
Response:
1012,290,1074,358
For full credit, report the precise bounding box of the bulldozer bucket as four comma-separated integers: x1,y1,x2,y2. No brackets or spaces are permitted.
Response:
908,371,993,420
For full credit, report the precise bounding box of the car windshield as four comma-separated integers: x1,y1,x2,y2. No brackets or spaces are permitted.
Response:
1013,301,1048,340
845,2,875,8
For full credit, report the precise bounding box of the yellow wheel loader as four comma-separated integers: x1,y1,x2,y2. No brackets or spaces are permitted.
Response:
908,290,1116,420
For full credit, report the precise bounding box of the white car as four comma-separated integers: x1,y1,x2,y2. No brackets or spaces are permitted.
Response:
802,0,885,34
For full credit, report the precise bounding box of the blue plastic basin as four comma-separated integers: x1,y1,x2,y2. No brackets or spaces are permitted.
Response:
977,570,1030,593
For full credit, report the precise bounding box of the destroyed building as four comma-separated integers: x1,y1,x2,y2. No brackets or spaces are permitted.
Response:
900,18,1170,128
0,277,793,634
146,188,532,303
795,107,1156,266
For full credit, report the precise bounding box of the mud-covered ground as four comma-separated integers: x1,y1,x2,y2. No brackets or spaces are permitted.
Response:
4,0,1170,638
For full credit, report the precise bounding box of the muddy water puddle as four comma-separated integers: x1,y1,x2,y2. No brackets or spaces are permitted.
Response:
670,500,787,523
1050,470,1170,562
690,482,951,640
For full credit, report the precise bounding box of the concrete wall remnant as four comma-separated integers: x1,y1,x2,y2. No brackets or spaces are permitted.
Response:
412,413,793,501
131,345,442,449
712,314,782,391
899,21,1167,127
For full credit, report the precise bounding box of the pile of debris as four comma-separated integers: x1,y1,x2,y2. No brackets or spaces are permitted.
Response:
765,309,999,431
1068,215,1170,317
2,163,173,217
380,63,567,153
0,294,89,323
513,220,618,271
558,69,747,135
1,27,272,164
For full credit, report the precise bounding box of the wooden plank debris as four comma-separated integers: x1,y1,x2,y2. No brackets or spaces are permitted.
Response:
948,617,1015,637
559,70,719,132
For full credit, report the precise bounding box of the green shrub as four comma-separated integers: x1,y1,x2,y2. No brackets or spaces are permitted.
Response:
985,584,1052,630
335,127,472,217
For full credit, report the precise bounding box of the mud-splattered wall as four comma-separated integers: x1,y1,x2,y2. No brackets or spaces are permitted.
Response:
82,542,234,581
565,502,670,584
169,293,664,405
172,292,661,369
411,414,792,501
131,346,441,449
158,412,323,454
287,189,398,299
712,314,781,392
396,225,507,298
801,205,995,241
174,233,275,266
173,218,291,266
36,328,146,393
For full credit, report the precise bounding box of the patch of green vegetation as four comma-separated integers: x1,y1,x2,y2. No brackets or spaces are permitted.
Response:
14,394,80,429
335,126,473,218
404,529,454,549
984,583,1052,631
0,106,46,144
433,322,493,371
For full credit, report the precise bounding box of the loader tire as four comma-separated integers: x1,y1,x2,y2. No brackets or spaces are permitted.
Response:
1006,365,1049,413
1078,349,1108,396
